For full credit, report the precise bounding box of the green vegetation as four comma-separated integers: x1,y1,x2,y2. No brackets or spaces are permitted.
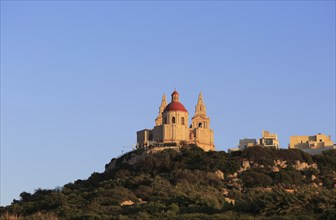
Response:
1,146,336,219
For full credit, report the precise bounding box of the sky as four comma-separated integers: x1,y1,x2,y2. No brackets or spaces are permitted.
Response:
1,1,335,206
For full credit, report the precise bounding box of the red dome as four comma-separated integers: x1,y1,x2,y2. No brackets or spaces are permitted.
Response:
164,102,187,112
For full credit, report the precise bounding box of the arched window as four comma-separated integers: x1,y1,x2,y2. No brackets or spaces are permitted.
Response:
163,117,167,124
181,117,185,125
198,122,202,128
172,117,176,124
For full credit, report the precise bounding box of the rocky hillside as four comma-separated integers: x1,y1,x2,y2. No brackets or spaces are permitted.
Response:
1,146,336,219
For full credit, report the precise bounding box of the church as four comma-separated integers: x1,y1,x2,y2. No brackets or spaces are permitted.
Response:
137,90,215,151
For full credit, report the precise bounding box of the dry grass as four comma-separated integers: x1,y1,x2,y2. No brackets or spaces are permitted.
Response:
0,212,58,220
0,212,21,220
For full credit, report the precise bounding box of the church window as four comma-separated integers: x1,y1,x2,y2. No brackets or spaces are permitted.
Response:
181,117,185,125
172,117,176,124
163,117,167,124
198,122,202,128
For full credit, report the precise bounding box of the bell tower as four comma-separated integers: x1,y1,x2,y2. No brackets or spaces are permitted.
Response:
155,94,167,126
190,92,214,151
192,92,210,129
194,92,206,116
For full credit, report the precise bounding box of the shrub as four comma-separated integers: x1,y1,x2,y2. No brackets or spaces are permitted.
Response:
240,170,273,187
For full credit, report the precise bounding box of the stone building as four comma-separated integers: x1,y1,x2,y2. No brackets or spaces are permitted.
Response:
137,90,215,151
289,133,335,154
259,130,279,149
228,130,279,153
239,138,257,150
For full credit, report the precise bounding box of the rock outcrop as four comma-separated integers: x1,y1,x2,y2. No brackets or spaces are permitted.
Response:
120,200,134,206
105,150,146,172
215,170,224,179
274,159,287,168
293,160,318,171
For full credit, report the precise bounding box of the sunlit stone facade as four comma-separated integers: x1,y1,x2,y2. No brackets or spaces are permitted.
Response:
289,133,334,149
259,130,280,149
137,90,215,151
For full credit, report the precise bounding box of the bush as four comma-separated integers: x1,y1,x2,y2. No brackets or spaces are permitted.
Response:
272,168,303,186
240,170,273,187
3,145,336,219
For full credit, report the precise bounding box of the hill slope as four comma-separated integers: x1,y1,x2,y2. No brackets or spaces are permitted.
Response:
1,146,336,219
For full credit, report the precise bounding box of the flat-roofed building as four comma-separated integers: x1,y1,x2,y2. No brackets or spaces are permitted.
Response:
259,130,279,149
289,133,334,154
239,138,257,150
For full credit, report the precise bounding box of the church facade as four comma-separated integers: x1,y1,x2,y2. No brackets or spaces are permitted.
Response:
136,90,215,151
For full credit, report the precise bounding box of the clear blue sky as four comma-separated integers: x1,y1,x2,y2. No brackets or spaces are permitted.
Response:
1,1,335,206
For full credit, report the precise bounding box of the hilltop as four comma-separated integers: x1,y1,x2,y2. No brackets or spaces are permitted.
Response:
1,146,336,219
